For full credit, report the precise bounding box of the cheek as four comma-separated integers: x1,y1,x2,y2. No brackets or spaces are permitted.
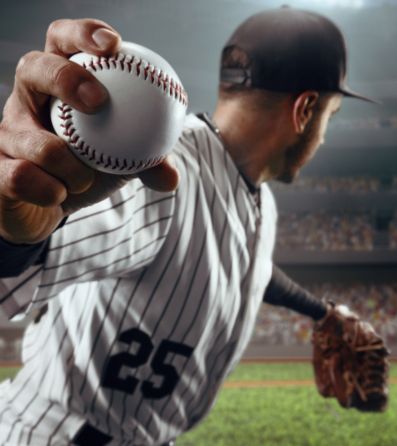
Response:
301,122,326,163
305,120,327,157
283,115,327,171
305,130,323,160
286,139,315,171
303,140,319,164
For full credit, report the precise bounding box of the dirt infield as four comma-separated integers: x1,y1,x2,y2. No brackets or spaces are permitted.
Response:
224,378,397,388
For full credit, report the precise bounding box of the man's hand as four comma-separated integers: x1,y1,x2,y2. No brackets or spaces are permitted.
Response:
0,19,179,245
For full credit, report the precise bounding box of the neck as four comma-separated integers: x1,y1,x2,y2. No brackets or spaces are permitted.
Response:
212,101,288,188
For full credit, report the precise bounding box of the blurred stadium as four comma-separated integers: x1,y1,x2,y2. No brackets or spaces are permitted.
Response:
0,0,396,444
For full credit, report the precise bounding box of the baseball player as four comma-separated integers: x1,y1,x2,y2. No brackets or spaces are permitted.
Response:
0,8,389,446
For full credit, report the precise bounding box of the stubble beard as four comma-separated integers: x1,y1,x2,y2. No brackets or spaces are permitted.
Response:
275,116,320,184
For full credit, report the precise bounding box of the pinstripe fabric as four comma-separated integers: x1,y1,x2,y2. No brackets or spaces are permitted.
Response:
0,114,277,445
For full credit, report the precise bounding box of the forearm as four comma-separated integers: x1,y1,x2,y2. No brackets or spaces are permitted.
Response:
264,265,327,321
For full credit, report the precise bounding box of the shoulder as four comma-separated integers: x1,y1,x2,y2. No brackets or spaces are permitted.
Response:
172,114,233,189
173,114,222,169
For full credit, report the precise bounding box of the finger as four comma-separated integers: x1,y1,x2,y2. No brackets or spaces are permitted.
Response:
137,156,180,192
15,50,109,114
0,154,67,207
45,18,122,57
0,127,95,194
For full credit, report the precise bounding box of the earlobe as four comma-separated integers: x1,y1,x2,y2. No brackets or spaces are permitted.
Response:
292,91,319,134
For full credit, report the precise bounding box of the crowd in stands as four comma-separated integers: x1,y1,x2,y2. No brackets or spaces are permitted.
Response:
253,283,397,347
389,212,397,249
270,176,380,193
276,212,374,251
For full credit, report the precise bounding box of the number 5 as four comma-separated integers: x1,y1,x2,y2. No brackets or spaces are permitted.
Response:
142,340,194,399
101,328,194,399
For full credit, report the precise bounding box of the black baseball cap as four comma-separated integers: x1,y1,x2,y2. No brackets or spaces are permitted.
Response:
220,7,377,103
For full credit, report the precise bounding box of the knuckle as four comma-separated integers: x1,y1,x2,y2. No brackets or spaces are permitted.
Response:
49,60,79,90
15,51,41,79
35,136,68,167
32,134,93,193
8,160,62,206
46,19,64,40
7,160,32,197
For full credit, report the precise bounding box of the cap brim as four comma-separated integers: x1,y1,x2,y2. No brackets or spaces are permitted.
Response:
339,86,381,105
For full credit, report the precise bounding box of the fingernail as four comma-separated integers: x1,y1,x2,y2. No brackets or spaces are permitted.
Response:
92,28,118,50
77,80,108,108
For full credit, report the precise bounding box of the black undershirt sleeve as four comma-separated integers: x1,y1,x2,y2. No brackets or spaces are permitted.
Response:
264,265,327,321
0,237,50,278
0,217,67,278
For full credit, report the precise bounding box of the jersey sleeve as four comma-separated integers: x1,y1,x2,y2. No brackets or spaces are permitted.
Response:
0,265,44,320
0,180,176,319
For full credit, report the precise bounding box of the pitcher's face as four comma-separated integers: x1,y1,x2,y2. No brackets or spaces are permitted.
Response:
277,95,342,183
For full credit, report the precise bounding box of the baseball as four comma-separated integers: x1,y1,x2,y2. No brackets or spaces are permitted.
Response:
50,41,188,175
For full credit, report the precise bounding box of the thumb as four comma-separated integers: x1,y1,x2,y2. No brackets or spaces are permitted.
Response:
137,156,179,192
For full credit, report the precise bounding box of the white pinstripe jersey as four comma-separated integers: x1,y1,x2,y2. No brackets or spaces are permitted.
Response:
0,114,277,445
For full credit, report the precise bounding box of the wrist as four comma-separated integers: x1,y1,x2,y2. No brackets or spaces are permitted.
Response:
0,234,39,247
0,227,50,245
314,300,335,326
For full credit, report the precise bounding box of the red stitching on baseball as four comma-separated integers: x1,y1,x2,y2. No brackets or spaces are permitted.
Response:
57,102,167,173
89,60,96,71
56,51,186,173
83,51,188,106
135,60,141,76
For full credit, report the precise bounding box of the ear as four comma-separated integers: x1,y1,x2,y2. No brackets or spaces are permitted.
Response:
292,91,320,134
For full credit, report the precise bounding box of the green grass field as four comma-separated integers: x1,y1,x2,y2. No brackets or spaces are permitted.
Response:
1,362,396,446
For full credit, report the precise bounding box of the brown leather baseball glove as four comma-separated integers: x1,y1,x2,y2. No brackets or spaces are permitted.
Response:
312,301,390,412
